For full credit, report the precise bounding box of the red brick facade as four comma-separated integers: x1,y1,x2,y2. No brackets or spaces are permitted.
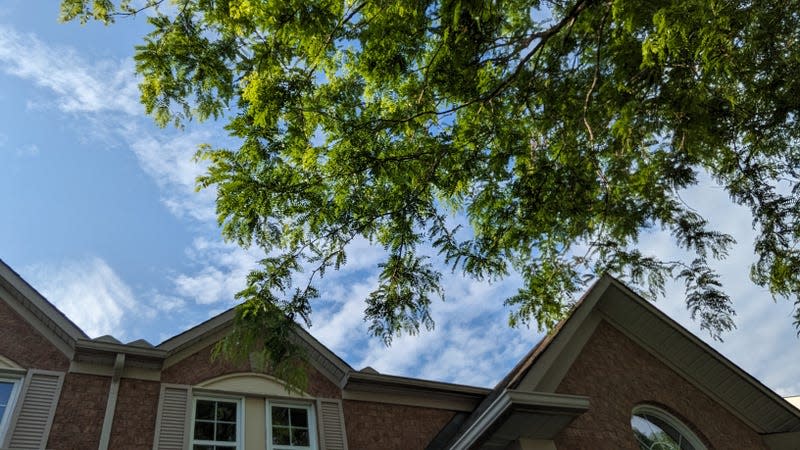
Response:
343,399,456,450
108,378,161,450
48,373,110,450
554,320,768,449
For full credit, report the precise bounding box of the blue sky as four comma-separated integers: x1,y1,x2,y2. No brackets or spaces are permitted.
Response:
1,1,800,394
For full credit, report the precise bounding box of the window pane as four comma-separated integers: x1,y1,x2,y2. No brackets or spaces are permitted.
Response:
196,400,215,420
216,402,237,421
192,445,213,450
272,406,289,425
632,413,696,450
194,421,215,441
0,382,13,405
290,408,308,428
215,422,236,442
291,427,310,446
272,426,290,445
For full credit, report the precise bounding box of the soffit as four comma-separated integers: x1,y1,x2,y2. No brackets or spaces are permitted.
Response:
448,390,589,450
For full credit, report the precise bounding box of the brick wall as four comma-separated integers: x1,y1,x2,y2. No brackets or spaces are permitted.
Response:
554,320,767,449
109,378,161,450
343,399,456,450
48,373,110,449
0,297,69,371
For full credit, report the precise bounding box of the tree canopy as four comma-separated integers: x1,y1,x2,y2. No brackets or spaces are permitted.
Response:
61,0,800,375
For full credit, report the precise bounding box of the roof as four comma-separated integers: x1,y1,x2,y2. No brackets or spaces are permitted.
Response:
0,258,487,403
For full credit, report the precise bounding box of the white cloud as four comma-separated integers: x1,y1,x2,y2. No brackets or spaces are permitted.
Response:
0,25,140,115
24,257,144,339
151,293,187,313
124,125,218,222
174,238,260,305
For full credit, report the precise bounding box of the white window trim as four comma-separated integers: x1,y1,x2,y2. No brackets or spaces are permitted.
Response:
190,395,245,450
266,400,318,450
632,404,707,450
0,375,23,445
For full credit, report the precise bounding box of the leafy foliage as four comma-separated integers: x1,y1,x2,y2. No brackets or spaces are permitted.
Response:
61,0,800,372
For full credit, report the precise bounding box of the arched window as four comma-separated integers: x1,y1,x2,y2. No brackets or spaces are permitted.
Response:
631,405,706,450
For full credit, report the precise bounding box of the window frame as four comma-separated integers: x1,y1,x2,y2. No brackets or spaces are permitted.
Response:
631,404,707,450
0,375,23,445
266,400,318,450
190,394,245,450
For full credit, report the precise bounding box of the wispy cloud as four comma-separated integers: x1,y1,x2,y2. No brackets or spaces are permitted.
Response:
23,257,147,339
15,143,39,157
124,125,218,222
173,238,260,305
0,25,140,115
0,24,220,222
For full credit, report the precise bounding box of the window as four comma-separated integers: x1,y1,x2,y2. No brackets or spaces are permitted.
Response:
631,405,706,450
0,376,22,443
191,397,242,450
267,402,317,450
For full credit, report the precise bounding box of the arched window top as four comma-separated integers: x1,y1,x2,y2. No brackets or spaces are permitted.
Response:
631,405,706,450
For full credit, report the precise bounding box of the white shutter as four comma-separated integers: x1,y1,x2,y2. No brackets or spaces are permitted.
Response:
317,398,348,450
5,370,64,450
152,384,191,450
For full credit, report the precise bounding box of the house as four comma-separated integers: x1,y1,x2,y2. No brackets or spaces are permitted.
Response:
0,257,799,449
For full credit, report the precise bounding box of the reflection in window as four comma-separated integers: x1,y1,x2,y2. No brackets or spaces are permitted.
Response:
270,404,315,450
631,406,705,450
192,398,240,450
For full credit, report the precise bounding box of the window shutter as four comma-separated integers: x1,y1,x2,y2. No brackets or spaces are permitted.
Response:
152,384,191,450
5,370,64,450
317,398,348,450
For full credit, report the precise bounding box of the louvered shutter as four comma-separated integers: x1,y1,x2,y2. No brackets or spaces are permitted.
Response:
5,370,64,450
152,384,191,450
317,398,348,450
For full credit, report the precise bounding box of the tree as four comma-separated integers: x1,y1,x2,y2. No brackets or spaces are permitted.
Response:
61,0,800,376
